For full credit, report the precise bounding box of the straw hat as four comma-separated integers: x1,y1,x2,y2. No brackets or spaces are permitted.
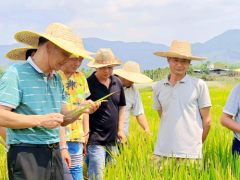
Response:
113,61,153,83
6,46,37,61
14,23,94,60
87,48,122,68
70,36,95,58
153,40,207,61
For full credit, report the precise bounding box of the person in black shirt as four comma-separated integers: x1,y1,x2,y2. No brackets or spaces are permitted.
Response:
85,48,126,180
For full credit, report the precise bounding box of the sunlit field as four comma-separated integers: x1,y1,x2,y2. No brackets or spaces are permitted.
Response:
1,81,240,180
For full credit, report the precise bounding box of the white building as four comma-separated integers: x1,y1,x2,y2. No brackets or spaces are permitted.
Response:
207,64,214,70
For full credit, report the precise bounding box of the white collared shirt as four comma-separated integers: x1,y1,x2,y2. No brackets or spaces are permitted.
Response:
124,85,144,135
152,74,211,159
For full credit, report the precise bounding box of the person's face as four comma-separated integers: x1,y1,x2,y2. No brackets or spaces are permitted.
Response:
118,76,134,87
46,42,71,71
96,65,114,79
64,57,84,73
168,57,191,76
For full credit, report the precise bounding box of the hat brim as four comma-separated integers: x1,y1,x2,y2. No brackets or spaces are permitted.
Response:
14,31,94,61
153,51,207,61
6,47,37,61
113,69,153,83
87,59,122,68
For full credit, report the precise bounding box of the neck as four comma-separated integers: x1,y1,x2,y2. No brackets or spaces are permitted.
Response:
169,73,186,86
61,66,72,79
31,50,51,76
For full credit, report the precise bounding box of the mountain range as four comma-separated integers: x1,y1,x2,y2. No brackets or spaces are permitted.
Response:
1,29,240,70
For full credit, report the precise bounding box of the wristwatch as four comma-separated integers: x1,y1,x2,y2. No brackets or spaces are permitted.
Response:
60,146,68,150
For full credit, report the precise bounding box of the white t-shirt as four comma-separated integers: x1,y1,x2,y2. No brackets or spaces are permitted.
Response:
124,85,144,135
152,75,211,159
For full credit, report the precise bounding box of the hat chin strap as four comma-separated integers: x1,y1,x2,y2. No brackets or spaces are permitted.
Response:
48,52,52,80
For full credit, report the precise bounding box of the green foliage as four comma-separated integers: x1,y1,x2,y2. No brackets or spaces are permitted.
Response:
143,67,170,81
214,62,226,69
79,68,95,78
0,68,4,77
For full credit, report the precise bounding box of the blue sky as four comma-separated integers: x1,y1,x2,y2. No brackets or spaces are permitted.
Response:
0,0,240,45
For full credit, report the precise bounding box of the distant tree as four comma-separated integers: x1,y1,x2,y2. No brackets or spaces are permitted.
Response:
187,64,193,75
214,62,225,69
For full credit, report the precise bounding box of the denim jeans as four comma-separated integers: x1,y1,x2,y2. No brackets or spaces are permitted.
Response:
232,138,240,158
67,142,84,180
85,145,117,180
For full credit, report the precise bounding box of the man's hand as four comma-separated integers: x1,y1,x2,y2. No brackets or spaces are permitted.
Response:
80,100,101,114
37,113,64,129
145,129,153,136
118,131,127,143
61,149,71,168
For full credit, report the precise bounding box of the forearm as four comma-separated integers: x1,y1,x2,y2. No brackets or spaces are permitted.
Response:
136,114,150,131
0,109,40,129
202,123,211,143
59,127,67,147
62,107,83,126
221,116,240,133
0,127,6,142
83,114,89,143
118,106,125,132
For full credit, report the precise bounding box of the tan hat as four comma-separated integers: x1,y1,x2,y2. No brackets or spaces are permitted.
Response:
14,23,94,60
87,48,122,68
70,36,95,58
153,40,207,61
6,46,37,61
113,61,153,83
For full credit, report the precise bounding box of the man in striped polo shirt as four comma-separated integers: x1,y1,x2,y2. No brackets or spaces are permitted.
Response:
0,23,100,180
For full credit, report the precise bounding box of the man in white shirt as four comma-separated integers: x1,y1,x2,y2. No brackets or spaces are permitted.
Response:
114,61,152,136
152,40,212,169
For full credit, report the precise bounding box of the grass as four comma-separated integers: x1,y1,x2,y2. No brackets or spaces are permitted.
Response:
1,81,240,180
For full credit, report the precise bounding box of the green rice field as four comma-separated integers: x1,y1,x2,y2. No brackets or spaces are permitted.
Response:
1,81,240,180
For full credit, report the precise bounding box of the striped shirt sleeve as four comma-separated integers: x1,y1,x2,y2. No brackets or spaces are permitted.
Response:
223,84,240,117
0,66,22,109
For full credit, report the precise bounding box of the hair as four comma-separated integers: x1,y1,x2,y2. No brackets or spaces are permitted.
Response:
25,49,37,60
38,37,49,46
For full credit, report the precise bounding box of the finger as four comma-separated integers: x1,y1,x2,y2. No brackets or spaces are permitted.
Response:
54,117,64,123
68,158,71,168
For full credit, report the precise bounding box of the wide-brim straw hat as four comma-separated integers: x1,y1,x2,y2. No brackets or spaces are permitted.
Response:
6,46,37,61
70,36,95,59
113,61,153,83
87,48,122,68
153,40,207,61
14,23,94,60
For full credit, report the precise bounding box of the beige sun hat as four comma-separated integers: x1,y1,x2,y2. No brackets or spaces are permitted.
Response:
113,61,153,83
14,23,94,60
87,48,122,68
6,46,37,61
70,36,95,58
153,40,207,61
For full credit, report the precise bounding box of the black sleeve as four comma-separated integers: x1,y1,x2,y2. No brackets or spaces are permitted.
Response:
119,85,126,106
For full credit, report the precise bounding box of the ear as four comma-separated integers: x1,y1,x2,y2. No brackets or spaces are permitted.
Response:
45,41,54,54
167,57,170,64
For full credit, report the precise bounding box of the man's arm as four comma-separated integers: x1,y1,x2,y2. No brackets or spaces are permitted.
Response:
59,127,71,168
118,106,127,143
136,114,152,135
0,127,6,142
83,113,89,156
61,100,101,126
221,113,240,133
200,107,212,143
157,110,162,119
0,105,63,129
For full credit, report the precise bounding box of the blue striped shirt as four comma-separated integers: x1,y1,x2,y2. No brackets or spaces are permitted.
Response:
0,57,66,145
224,84,240,141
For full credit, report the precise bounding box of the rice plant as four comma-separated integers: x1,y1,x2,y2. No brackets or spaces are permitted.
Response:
0,81,240,180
